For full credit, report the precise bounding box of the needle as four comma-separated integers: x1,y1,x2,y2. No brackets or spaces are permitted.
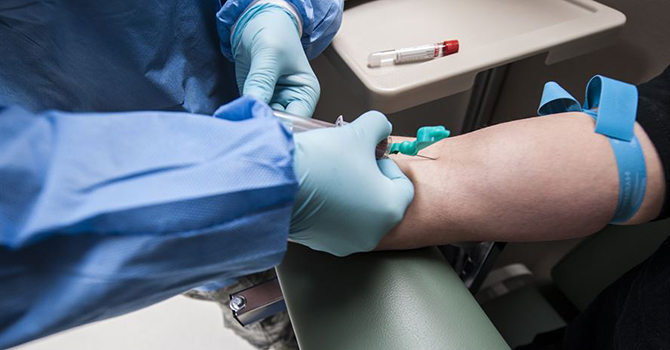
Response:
416,154,436,160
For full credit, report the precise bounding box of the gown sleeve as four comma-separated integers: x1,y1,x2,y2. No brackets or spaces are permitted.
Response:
0,96,297,348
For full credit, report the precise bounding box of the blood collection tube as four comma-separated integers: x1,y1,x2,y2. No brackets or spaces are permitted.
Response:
273,110,391,159
367,40,459,68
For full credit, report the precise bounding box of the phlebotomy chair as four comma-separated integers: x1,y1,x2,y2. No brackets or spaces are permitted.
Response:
276,219,669,350
276,245,510,350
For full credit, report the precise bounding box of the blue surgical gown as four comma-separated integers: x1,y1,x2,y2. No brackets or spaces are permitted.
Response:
0,0,342,347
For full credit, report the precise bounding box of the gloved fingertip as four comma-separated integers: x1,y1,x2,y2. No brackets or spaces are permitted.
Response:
377,158,415,204
270,102,285,111
285,101,315,118
243,86,273,104
377,158,407,180
351,110,392,145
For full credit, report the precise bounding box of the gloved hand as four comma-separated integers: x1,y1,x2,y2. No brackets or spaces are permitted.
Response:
232,3,319,117
290,111,415,256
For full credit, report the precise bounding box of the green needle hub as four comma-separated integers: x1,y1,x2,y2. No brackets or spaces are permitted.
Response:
389,126,450,156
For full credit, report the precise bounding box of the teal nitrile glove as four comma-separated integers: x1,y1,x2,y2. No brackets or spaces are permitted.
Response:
290,111,415,257
232,3,319,117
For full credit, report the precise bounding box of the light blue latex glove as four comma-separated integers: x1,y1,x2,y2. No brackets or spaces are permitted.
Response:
232,3,320,117
290,111,415,256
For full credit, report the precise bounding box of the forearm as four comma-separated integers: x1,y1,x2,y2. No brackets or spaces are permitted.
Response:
378,112,665,250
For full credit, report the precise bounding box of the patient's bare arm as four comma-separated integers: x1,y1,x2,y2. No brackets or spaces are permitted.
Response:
378,112,666,250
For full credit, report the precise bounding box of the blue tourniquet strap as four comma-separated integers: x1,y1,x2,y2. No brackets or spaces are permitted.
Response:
537,76,646,224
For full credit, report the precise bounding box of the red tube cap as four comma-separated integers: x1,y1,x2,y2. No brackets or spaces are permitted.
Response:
442,40,459,56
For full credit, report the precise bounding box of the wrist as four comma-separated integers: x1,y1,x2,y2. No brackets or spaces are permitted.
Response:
231,1,302,55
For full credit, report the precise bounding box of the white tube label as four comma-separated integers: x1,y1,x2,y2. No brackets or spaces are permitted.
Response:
395,44,437,63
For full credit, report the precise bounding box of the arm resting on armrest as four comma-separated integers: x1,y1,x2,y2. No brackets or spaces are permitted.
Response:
379,112,666,250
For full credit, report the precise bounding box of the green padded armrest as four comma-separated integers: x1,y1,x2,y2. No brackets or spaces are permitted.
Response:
276,244,510,350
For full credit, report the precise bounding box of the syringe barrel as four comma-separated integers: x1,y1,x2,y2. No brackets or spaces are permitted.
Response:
273,110,391,158
273,110,335,132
